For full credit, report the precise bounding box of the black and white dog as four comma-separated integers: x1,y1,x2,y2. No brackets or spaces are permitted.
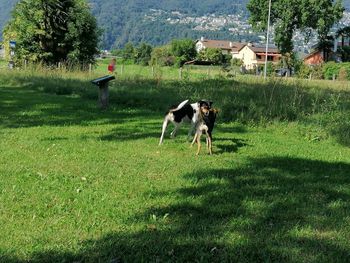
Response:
191,106,218,155
159,99,212,145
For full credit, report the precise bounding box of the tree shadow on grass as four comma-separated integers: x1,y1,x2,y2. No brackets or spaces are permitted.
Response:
215,138,249,154
3,156,350,262
0,85,159,129
99,122,162,141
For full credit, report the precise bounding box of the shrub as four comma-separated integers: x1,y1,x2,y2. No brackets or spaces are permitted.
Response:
323,62,350,80
150,46,175,66
309,64,324,80
323,61,339,80
296,63,312,79
338,67,348,81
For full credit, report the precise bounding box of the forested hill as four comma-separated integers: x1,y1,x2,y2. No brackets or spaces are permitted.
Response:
90,0,250,49
0,0,17,37
1,0,350,50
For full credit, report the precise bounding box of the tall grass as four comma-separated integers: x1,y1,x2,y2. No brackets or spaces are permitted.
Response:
1,64,350,145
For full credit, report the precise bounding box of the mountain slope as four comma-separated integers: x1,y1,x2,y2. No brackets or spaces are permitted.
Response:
1,0,349,49
90,0,249,49
0,0,249,49
0,0,17,35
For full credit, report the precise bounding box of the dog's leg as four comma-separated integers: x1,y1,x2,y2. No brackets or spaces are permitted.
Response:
159,117,169,145
188,122,196,140
191,133,198,147
207,134,213,155
170,122,181,138
196,133,202,155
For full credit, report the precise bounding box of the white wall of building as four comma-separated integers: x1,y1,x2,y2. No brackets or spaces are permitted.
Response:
238,46,257,69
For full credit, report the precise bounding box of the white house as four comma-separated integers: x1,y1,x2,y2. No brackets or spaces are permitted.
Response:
195,38,282,69
238,44,281,70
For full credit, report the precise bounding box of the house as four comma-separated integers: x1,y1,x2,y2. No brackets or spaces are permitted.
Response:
195,37,244,56
303,50,325,65
303,39,350,65
237,43,281,70
195,38,282,70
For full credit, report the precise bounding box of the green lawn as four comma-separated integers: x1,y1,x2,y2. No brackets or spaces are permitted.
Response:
1,68,350,262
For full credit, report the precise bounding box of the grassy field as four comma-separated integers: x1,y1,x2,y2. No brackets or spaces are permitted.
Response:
1,65,350,262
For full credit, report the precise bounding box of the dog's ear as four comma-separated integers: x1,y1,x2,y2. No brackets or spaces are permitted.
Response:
199,100,213,108
198,100,205,106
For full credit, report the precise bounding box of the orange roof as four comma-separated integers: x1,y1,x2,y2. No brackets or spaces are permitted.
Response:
303,50,322,60
249,46,280,54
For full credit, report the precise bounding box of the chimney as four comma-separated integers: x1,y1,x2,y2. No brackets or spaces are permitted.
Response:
200,36,205,42
229,42,233,48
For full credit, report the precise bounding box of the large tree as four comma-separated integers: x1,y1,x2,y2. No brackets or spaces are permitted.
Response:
247,0,344,54
3,0,100,66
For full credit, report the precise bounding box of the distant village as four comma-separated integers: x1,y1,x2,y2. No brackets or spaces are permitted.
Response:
1,8,350,72
145,9,350,55
195,36,350,73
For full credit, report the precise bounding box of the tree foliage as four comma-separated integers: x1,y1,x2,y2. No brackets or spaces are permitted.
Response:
198,48,224,65
122,43,135,61
134,43,153,66
170,39,196,66
247,0,344,54
338,46,350,62
150,45,175,66
3,0,100,66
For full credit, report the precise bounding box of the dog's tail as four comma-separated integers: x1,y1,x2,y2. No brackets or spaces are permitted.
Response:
169,99,189,112
159,117,169,145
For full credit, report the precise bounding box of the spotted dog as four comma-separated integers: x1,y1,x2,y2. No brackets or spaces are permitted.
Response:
159,100,212,145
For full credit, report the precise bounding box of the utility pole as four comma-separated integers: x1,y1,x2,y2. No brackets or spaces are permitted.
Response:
264,0,272,80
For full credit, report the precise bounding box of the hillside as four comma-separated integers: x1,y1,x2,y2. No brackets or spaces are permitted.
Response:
0,0,349,50
90,0,250,49
0,0,16,36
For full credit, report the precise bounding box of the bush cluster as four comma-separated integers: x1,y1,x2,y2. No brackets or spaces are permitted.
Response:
322,62,350,80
